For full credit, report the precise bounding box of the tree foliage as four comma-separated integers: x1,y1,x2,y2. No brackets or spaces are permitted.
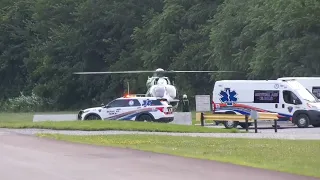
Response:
209,0,320,79
1,0,320,111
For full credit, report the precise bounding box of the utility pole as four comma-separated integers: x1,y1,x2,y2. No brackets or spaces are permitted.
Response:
127,81,130,94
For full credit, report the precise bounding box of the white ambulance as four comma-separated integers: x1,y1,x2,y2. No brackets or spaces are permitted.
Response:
212,79,320,129
278,77,320,99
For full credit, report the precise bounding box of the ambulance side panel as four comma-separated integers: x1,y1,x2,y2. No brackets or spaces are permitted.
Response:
212,81,291,121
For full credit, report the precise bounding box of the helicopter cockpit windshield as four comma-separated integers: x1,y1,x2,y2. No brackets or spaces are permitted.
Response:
157,78,168,85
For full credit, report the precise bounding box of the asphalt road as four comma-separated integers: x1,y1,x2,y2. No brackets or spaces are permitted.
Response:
0,130,318,180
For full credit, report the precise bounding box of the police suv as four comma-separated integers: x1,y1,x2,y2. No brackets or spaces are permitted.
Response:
77,96,174,122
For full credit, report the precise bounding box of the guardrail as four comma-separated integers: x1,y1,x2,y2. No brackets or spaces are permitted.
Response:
195,112,279,133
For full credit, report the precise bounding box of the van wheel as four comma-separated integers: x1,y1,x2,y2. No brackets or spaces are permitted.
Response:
136,114,153,122
296,114,310,128
223,121,239,129
222,112,238,129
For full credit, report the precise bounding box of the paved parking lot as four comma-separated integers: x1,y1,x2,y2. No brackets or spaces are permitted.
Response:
1,129,319,180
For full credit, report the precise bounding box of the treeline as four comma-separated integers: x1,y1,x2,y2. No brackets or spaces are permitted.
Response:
1,0,320,112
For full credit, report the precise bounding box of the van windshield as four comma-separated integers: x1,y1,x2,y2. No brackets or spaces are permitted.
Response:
287,80,319,103
296,88,319,103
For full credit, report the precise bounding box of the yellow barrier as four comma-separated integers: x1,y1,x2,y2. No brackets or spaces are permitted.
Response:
252,112,278,120
196,112,279,133
197,113,249,122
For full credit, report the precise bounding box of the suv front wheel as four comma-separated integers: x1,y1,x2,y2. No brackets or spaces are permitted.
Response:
136,114,153,122
85,114,101,120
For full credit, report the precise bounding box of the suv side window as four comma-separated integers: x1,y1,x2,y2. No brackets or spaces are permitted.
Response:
108,99,141,107
283,90,302,104
151,100,163,105
107,100,125,107
126,99,141,107
141,99,163,106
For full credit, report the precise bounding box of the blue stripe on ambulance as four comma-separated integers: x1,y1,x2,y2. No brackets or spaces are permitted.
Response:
216,107,292,121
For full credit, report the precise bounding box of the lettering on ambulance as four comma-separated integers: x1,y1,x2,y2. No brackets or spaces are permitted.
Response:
219,88,238,106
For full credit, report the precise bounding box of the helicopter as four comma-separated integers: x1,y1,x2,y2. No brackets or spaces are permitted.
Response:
73,68,237,110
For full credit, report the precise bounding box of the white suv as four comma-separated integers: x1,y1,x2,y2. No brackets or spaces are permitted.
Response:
77,96,174,122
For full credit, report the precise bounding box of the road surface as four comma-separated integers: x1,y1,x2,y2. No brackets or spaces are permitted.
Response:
0,130,318,180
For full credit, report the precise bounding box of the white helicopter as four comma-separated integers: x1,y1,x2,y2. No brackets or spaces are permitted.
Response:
73,68,237,110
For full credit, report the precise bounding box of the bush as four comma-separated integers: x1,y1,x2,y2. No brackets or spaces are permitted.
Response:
0,91,55,112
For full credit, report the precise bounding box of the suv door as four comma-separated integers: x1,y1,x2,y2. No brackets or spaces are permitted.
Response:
103,99,127,119
123,99,141,114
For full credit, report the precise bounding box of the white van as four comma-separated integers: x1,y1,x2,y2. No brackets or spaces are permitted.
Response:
212,79,320,129
278,77,320,99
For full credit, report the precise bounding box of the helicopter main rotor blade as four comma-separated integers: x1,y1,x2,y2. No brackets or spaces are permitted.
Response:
73,70,240,75
165,70,238,73
73,71,157,74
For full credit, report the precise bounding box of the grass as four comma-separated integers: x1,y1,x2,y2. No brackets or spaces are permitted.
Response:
0,111,227,133
0,112,35,123
0,120,239,133
0,111,77,123
0,111,215,125
38,134,320,178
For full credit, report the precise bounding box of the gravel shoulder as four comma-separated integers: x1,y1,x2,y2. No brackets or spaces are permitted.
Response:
2,127,320,140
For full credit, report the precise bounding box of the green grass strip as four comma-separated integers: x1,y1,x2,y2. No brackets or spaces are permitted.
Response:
0,120,239,133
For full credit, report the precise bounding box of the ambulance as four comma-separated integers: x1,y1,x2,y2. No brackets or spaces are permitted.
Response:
277,77,320,99
212,79,320,129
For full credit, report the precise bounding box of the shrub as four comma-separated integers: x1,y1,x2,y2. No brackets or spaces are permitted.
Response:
0,91,55,112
